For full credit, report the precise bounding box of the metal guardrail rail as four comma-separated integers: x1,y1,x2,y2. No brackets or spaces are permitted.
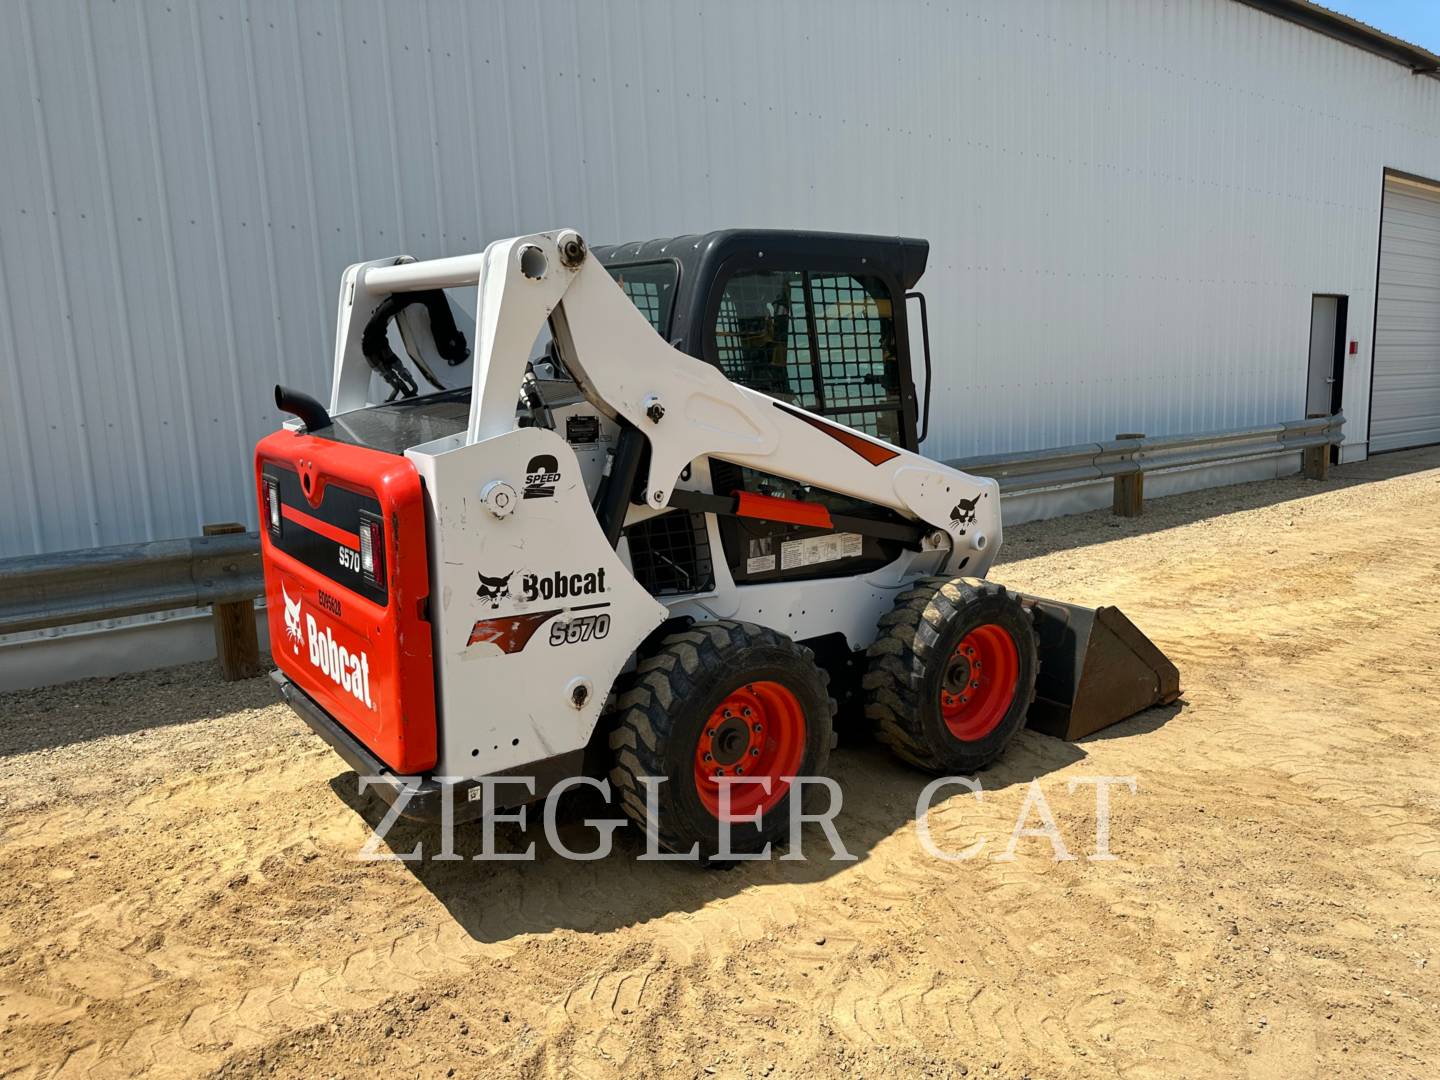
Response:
0,414,1343,672
0,531,262,636
946,412,1343,495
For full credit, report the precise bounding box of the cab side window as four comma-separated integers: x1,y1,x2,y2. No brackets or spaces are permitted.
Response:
712,269,903,445
606,261,679,337
713,270,818,408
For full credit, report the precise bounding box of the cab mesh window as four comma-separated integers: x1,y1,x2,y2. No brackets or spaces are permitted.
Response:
712,270,902,444
606,261,678,337
713,271,818,409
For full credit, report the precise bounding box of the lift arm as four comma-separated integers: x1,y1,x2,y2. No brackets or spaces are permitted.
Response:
359,230,1001,577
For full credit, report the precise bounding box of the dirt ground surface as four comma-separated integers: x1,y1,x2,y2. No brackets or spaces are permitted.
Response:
3,448,1440,1079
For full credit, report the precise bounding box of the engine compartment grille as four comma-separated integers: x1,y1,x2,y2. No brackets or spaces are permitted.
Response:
624,511,714,596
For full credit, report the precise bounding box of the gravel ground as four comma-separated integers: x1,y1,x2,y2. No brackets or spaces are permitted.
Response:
2,447,1439,1078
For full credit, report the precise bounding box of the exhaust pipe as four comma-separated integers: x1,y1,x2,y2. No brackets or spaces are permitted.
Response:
274,385,331,433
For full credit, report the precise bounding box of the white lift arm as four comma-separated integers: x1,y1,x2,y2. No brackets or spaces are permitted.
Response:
354,229,999,577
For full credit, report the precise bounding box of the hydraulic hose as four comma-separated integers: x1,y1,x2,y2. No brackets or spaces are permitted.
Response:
360,290,470,398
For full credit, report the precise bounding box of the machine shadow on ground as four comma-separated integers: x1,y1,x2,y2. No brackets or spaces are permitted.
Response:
324,707,1176,945
1080,701,1184,742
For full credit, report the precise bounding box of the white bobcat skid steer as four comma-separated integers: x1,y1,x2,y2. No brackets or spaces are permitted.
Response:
257,228,1178,858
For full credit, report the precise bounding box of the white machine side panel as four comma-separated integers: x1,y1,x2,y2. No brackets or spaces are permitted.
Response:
409,427,665,778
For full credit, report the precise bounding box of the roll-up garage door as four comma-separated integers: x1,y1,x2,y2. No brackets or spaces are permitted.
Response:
1371,175,1440,453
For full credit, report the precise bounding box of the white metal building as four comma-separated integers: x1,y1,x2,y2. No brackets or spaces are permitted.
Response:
3,0,1440,562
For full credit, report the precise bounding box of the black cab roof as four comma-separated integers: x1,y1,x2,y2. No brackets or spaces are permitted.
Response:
593,228,930,292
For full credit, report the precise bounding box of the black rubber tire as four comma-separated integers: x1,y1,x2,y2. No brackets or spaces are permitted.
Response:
607,620,835,861
864,576,1037,774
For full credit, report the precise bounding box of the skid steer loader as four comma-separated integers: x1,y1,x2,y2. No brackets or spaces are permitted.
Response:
258,228,1178,858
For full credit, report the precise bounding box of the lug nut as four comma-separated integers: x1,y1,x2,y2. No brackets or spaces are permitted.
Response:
750,748,760,757
753,723,763,733
707,728,716,737
742,707,752,717
971,680,980,689
704,752,713,762
736,767,745,775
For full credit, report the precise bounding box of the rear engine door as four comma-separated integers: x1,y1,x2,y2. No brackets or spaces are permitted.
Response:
256,432,437,774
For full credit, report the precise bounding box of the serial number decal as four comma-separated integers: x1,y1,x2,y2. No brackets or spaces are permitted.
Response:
566,414,601,445
549,612,611,646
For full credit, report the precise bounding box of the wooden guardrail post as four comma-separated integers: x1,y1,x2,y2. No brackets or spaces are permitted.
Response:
1112,433,1145,517
1302,412,1331,480
203,523,261,680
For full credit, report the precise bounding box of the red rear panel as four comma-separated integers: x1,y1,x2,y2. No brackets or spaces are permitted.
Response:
256,429,437,774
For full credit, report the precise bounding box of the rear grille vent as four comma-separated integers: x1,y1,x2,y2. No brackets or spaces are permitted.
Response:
625,512,714,596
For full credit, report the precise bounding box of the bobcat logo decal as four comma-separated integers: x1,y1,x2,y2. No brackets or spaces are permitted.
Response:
282,584,304,654
949,495,981,535
476,570,515,610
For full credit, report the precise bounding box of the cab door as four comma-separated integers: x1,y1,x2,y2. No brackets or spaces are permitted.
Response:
693,256,921,587
700,258,919,453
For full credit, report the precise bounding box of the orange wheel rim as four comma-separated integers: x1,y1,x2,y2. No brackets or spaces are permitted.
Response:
694,680,806,820
939,624,1019,741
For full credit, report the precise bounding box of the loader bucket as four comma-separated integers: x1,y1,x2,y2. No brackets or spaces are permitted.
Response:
1018,595,1181,741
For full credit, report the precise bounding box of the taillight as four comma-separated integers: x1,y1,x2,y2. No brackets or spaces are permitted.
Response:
359,512,384,584
264,477,282,536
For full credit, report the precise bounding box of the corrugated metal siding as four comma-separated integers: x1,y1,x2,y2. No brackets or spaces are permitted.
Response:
1371,176,1440,452
3,0,1440,557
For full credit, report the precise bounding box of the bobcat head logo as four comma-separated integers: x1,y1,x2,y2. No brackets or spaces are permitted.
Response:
282,584,304,654
476,570,515,610
949,495,980,535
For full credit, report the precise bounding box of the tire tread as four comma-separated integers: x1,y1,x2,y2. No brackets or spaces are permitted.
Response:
864,576,1038,772
607,619,835,856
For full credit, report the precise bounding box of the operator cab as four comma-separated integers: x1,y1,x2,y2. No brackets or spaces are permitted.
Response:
307,229,934,457
594,229,932,454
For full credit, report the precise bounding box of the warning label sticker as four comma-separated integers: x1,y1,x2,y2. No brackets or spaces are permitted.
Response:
779,532,863,571
746,538,776,575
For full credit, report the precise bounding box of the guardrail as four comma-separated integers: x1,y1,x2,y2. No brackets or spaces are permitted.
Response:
0,413,1344,680
948,412,1343,515
0,524,263,679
